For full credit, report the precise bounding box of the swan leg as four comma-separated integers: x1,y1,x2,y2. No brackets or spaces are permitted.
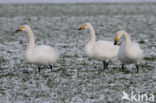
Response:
38,67,41,72
136,64,139,73
103,61,106,69
106,62,109,69
122,64,125,70
50,65,53,72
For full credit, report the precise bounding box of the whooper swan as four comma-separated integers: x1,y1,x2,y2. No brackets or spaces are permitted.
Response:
15,25,59,72
114,30,143,73
78,23,119,69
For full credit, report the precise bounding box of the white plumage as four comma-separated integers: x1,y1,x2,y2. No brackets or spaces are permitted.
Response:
27,45,59,65
92,41,119,62
16,25,59,72
78,23,119,69
114,30,143,73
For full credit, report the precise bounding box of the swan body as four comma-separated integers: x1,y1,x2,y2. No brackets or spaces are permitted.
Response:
114,30,143,72
16,25,59,72
92,40,119,62
26,45,59,65
78,23,119,69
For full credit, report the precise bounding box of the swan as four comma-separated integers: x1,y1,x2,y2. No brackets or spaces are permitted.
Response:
114,30,143,73
15,25,59,72
78,23,119,69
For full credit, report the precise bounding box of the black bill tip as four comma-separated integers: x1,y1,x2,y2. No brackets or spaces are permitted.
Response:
15,30,19,33
78,28,81,30
114,40,117,45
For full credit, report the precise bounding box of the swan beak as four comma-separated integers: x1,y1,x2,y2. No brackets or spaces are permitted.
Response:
78,25,85,30
114,36,119,45
15,27,23,33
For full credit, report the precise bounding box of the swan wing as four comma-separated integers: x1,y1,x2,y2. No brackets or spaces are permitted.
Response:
92,40,119,61
127,42,143,62
118,42,143,64
33,45,59,65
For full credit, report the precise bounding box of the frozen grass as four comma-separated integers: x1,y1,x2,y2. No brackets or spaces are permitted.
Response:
0,3,155,103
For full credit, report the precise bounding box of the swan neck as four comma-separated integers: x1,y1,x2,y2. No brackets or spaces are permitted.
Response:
123,32,131,45
26,28,35,55
88,25,96,43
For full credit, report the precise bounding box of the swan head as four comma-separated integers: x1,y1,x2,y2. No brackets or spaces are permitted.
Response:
15,25,31,33
114,30,127,45
78,23,92,30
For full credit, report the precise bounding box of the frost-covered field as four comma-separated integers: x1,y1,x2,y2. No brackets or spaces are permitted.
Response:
0,3,155,103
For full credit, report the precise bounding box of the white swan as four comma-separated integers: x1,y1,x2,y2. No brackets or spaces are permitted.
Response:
114,30,143,73
78,23,119,69
15,25,59,72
